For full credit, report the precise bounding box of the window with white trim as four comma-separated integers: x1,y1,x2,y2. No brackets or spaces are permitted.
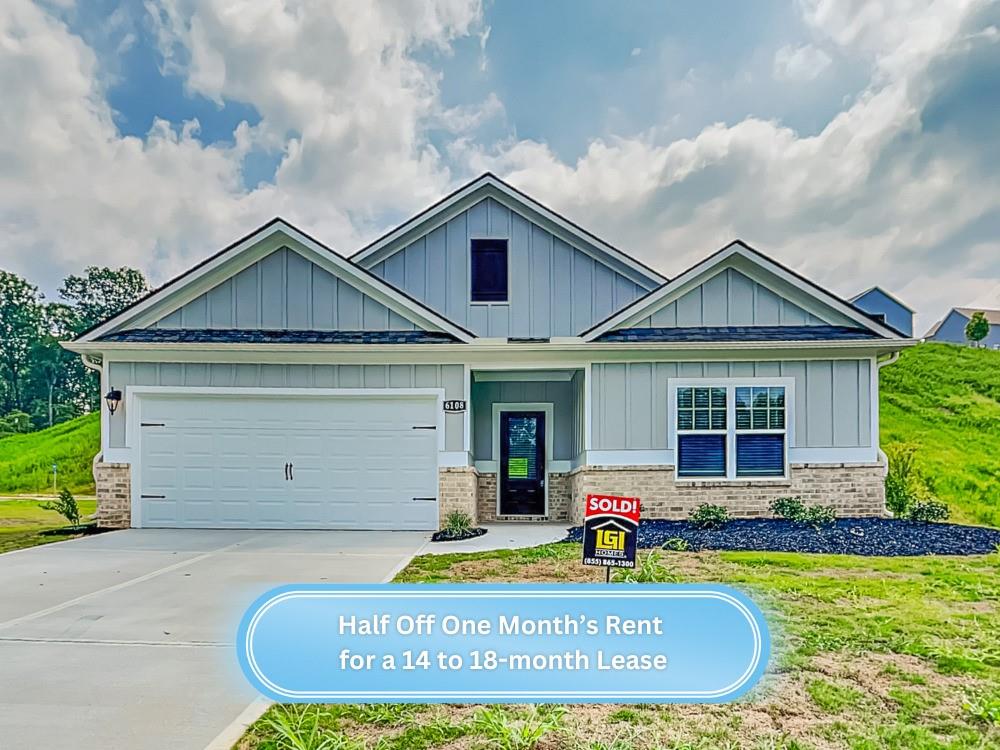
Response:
675,384,787,479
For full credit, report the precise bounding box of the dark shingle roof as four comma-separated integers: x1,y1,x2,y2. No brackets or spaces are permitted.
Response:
596,325,884,343
97,328,459,344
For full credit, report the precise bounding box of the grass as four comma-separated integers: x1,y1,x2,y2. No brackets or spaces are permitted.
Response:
0,497,98,553
240,543,1000,750
880,343,1000,528
0,412,99,495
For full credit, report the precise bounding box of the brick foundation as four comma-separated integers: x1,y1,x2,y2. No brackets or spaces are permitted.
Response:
94,461,132,529
568,463,886,525
476,472,572,522
438,467,479,527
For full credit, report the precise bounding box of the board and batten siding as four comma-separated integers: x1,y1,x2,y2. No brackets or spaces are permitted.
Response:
470,378,578,462
626,268,827,328
106,362,464,451
151,248,419,331
591,360,872,451
367,197,652,338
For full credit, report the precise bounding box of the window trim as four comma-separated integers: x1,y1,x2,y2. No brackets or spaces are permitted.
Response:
668,377,794,482
469,237,511,305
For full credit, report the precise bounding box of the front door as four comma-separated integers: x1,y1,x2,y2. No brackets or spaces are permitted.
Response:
499,411,546,515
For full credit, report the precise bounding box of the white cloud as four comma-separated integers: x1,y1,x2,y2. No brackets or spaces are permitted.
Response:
773,43,832,81
1,0,997,338
631,47,642,57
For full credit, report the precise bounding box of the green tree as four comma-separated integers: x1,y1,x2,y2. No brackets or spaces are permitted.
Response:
27,303,92,428
965,311,990,346
0,270,44,413
59,266,150,334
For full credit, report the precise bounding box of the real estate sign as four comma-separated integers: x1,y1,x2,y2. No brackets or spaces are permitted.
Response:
582,494,640,569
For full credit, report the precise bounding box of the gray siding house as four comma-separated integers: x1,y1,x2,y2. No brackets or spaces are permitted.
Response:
925,307,1000,348
65,174,912,530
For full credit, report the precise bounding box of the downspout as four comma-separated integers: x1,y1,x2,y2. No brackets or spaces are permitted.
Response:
875,351,900,476
81,355,104,469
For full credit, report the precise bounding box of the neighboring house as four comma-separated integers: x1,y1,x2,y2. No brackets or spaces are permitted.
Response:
925,307,1000,348
64,174,912,531
849,286,914,337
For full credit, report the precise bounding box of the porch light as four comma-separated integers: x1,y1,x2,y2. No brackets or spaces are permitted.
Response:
105,388,122,415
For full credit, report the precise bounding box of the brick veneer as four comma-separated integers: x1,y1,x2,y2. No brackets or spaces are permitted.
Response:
568,463,886,525
476,471,572,522
94,461,132,529
438,467,479,527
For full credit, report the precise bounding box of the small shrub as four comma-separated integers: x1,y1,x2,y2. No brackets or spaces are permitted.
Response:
769,496,835,528
40,488,81,528
661,537,690,552
905,499,950,523
884,443,936,516
612,551,677,583
688,503,730,529
443,510,473,535
472,705,565,750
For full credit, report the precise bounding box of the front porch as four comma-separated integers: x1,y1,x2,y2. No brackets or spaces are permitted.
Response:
467,368,584,523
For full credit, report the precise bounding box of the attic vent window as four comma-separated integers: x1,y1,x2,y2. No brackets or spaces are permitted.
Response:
470,238,508,303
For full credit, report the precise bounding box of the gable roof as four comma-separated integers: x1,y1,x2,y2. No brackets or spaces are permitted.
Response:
349,172,667,289
582,240,906,342
74,218,476,344
850,286,916,313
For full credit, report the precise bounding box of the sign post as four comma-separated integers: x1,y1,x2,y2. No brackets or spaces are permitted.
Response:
581,494,640,581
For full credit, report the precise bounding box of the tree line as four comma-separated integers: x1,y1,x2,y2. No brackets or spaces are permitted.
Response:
0,267,150,437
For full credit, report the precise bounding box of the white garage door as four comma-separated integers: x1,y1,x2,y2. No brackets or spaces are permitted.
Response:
138,394,439,530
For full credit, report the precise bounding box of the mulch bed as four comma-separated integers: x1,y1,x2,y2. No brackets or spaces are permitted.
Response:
39,524,108,538
563,518,1000,556
430,527,487,543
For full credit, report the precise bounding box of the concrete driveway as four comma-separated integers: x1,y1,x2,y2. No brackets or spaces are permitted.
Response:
0,529,429,750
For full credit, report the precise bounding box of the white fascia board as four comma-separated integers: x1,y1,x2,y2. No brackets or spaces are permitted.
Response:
76,221,475,344
350,175,666,289
583,244,904,341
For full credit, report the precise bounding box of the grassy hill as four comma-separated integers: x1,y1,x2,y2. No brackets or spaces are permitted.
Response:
0,343,996,527
881,342,1000,528
0,412,99,494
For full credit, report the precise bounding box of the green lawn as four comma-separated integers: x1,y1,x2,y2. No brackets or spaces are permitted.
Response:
241,543,1000,750
0,497,98,553
0,412,99,495
880,343,1000,528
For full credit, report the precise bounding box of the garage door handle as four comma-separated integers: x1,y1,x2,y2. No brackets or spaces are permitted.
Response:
283,462,289,480
141,494,165,499
288,463,294,480
412,497,437,502
412,425,436,430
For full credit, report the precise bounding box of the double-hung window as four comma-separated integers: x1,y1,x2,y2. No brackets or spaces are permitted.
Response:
675,381,789,479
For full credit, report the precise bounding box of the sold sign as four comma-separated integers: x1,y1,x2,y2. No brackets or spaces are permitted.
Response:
582,494,640,570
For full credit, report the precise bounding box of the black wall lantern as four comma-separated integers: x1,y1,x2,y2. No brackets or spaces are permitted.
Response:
105,388,122,415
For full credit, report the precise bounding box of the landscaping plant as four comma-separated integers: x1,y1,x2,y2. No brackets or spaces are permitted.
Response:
906,499,950,523
770,496,836,528
40,488,81,529
688,502,730,529
443,510,473,536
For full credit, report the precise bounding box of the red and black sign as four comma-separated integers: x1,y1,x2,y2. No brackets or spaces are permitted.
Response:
582,494,640,569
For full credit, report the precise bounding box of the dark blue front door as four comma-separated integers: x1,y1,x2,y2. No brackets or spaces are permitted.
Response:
500,411,546,515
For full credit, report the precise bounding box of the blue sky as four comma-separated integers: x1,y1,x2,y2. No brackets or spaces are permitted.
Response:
3,0,999,333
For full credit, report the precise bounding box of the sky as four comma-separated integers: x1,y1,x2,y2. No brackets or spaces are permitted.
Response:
2,0,999,335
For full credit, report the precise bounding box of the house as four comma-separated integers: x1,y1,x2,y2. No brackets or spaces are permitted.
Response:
925,307,1000,348
849,286,914,337
63,174,912,531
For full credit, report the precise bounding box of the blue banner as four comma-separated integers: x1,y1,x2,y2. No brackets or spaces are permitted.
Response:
236,583,769,703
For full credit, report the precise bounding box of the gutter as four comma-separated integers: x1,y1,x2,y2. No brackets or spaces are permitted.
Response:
61,338,919,355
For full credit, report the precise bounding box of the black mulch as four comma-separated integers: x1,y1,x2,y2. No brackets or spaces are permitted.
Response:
431,527,488,543
563,518,1000,556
